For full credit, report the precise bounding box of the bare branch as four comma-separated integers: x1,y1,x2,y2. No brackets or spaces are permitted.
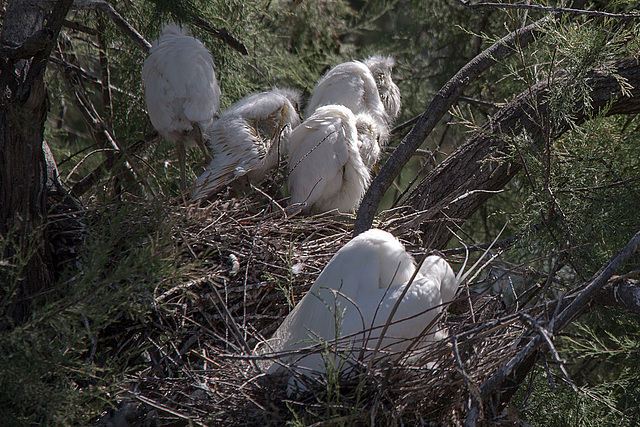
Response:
459,1,640,19
72,0,152,53
190,15,249,56
598,278,640,315
398,56,640,250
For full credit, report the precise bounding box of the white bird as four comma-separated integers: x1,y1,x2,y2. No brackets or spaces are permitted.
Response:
286,105,383,213
305,55,401,133
261,229,458,388
142,23,221,190
192,88,301,200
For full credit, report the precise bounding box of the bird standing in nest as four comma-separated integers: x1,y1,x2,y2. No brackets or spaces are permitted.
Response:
286,105,384,214
142,23,221,191
261,229,459,392
192,88,301,201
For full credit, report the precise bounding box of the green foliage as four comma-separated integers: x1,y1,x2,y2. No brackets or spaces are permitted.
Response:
0,201,183,423
515,307,640,425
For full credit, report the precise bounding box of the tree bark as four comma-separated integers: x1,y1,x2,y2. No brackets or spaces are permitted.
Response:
0,0,73,326
400,56,640,249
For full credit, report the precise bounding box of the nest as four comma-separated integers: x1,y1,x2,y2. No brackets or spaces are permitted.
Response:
95,192,533,426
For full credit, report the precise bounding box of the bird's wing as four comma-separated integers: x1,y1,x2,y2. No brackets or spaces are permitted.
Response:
339,274,443,358
286,106,355,210
419,255,458,304
191,117,263,199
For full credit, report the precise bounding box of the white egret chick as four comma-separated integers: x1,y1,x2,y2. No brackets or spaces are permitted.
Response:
286,105,383,214
305,55,401,130
261,229,458,389
192,88,301,200
142,24,221,190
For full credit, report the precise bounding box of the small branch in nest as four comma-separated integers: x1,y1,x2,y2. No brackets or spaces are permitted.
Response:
155,272,218,303
207,281,259,371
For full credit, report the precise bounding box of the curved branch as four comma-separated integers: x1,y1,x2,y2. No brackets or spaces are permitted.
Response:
353,2,587,235
464,230,640,425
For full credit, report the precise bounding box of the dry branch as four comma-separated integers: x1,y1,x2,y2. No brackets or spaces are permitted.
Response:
458,1,640,19
354,0,587,235
71,0,152,53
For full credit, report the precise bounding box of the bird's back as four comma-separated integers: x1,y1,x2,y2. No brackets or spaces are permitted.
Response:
287,105,367,212
264,229,416,373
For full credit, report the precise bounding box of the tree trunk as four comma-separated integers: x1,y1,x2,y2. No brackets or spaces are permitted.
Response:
0,0,72,326
401,56,640,249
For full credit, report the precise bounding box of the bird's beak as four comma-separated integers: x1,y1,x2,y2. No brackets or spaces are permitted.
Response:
374,162,379,174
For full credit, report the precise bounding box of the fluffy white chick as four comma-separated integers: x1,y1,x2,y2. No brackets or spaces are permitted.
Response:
142,23,221,189
305,55,401,135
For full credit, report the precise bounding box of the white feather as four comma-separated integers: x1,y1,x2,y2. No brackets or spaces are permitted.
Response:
192,88,301,200
287,105,381,213
260,229,458,387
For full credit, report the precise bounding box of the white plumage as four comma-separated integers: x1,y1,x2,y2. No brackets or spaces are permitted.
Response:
261,229,458,388
142,23,221,189
286,105,382,213
192,88,301,200
305,55,401,134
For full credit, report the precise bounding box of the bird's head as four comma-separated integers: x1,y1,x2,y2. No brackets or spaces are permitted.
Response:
363,55,401,120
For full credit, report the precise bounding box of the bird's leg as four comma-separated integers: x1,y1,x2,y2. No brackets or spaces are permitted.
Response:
177,140,187,193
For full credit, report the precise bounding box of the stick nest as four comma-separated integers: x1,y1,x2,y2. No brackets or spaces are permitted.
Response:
95,192,526,426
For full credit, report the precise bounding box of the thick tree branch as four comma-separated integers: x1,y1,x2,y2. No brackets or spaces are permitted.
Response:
354,1,587,235
464,230,640,425
597,278,640,316
397,56,640,249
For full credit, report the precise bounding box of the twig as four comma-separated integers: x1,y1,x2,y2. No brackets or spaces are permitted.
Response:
458,2,640,19
207,281,259,371
72,0,152,53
